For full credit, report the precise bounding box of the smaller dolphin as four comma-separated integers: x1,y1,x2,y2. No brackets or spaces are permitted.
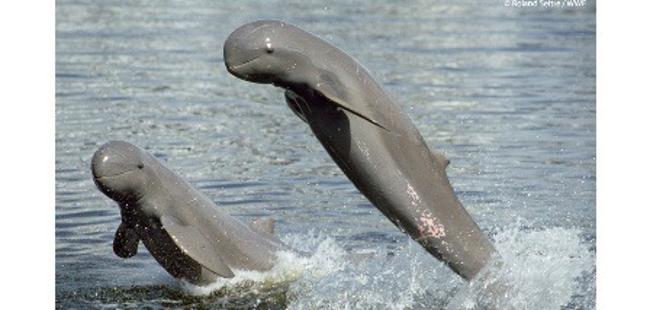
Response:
91,141,286,285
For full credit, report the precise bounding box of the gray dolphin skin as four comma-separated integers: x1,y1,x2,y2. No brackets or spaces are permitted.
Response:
91,141,286,285
224,20,498,281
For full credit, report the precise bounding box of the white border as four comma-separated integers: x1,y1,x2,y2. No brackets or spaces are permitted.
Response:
598,1,650,308
2,0,648,307
0,2,55,307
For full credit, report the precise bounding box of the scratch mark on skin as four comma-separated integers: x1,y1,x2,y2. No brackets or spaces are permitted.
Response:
406,182,445,238
406,183,421,207
355,140,371,162
417,210,446,239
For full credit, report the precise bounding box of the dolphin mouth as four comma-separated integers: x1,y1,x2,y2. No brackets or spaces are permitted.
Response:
226,56,260,73
93,168,137,180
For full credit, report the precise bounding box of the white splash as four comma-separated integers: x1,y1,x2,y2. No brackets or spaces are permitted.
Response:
178,232,347,297
177,224,594,309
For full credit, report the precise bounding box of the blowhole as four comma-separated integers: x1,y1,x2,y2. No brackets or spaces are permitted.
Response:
137,163,144,169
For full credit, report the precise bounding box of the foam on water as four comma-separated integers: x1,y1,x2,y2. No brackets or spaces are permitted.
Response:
175,221,594,309
448,225,595,309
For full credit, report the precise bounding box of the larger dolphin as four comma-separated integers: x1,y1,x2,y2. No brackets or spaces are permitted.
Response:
91,141,286,285
223,20,497,281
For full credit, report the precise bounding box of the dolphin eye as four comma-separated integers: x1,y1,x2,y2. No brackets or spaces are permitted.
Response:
137,163,144,169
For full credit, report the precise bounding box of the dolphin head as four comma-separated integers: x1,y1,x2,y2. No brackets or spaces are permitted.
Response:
224,20,389,131
224,20,315,87
91,141,150,204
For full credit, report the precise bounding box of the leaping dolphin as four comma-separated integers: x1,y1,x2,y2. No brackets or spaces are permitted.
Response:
223,20,498,281
91,141,286,285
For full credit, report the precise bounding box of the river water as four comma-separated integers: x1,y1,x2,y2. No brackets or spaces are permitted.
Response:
56,0,596,308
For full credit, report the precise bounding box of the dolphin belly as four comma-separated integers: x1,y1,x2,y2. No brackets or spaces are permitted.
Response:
296,94,496,280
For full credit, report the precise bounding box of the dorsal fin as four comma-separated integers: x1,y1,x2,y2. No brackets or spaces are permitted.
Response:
250,217,275,234
431,150,450,170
